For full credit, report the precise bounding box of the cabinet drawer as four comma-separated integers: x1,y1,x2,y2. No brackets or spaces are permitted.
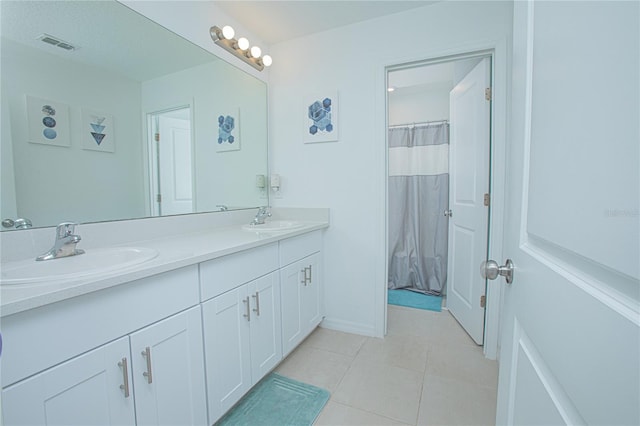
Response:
200,243,278,301
279,231,322,267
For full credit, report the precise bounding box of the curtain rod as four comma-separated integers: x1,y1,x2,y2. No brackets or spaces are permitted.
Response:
388,119,449,129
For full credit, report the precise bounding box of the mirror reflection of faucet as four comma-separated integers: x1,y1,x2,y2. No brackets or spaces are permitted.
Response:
2,218,33,229
36,222,85,261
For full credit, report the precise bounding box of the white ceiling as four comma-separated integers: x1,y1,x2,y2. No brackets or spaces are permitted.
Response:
1,1,215,82
213,1,438,45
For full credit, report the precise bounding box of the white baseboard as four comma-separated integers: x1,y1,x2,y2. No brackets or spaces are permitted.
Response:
320,317,376,337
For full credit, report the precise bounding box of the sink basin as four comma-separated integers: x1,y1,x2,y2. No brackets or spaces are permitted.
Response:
1,247,159,286
242,220,304,232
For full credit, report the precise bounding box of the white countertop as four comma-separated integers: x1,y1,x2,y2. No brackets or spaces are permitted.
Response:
1,220,328,317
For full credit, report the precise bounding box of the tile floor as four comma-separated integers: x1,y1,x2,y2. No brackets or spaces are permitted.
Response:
275,305,499,425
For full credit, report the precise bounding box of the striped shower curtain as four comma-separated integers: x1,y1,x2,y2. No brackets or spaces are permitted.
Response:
387,123,449,295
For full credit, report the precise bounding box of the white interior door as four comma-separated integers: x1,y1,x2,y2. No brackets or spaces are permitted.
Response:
157,110,193,216
446,57,491,345
496,2,639,424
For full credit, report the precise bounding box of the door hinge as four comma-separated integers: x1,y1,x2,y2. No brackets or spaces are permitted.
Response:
154,132,160,142
485,87,492,101
156,194,162,203
480,295,486,308
484,193,490,207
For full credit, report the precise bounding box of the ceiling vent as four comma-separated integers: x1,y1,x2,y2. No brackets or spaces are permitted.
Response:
37,34,77,51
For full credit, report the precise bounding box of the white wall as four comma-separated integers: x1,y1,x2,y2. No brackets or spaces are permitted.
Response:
1,38,145,227
388,82,451,125
268,1,513,335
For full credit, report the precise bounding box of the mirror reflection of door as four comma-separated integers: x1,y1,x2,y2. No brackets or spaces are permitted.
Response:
149,107,194,216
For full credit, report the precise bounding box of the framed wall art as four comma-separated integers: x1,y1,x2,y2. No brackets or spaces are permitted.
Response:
82,109,114,152
26,96,70,147
216,109,240,152
302,91,338,143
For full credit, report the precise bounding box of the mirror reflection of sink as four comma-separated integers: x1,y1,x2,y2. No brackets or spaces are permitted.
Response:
242,220,304,232
1,247,159,286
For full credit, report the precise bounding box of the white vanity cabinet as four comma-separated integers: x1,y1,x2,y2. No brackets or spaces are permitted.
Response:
2,336,136,426
200,243,282,424
128,306,207,426
280,231,323,356
1,224,327,426
1,266,207,426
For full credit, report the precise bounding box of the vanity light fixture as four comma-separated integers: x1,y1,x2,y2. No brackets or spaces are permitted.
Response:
210,25,272,71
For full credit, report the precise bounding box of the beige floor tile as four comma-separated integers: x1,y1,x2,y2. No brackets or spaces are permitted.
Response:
355,334,429,373
430,310,479,348
302,327,368,357
275,306,499,426
417,374,497,426
332,360,423,425
426,342,498,389
386,305,441,340
276,345,353,392
315,401,411,426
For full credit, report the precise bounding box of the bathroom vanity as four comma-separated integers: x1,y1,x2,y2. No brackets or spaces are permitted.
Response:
0,210,327,425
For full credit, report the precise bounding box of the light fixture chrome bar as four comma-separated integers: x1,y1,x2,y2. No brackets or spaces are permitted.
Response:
210,26,265,71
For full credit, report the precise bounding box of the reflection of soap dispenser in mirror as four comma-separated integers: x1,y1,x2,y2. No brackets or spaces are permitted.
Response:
270,174,281,198
256,174,267,199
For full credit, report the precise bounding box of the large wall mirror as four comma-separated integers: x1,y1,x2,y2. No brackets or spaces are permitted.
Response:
0,0,268,231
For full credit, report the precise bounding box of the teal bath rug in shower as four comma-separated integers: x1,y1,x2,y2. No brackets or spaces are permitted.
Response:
388,289,442,312
216,373,330,426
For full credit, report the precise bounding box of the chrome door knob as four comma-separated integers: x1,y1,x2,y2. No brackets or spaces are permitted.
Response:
481,259,514,284
444,209,453,217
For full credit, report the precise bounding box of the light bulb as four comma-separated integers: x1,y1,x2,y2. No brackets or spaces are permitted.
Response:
221,25,235,40
250,46,262,58
237,37,250,51
262,55,272,67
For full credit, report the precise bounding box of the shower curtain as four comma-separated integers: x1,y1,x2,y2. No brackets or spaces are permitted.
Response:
388,122,449,295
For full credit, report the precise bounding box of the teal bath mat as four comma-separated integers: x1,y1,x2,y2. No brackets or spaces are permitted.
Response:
388,289,442,312
216,373,330,426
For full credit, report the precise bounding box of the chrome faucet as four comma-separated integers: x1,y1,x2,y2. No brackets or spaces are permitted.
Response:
36,222,85,261
1,218,32,229
250,206,272,225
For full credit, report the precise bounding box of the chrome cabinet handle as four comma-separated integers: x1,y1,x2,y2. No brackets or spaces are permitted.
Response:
141,347,153,384
243,296,251,321
118,357,130,397
252,291,261,316
481,259,514,284
307,265,312,285
300,268,308,286
444,209,453,217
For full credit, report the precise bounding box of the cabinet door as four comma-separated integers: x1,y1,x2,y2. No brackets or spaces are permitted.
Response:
248,271,282,382
2,337,134,426
202,285,251,423
300,252,322,335
129,306,207,426
280,260,305,356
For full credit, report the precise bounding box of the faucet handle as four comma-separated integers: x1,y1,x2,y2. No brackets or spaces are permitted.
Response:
56,222,78,238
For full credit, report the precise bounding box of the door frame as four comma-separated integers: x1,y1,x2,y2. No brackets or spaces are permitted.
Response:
145,104,194,217
376,38,509,360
